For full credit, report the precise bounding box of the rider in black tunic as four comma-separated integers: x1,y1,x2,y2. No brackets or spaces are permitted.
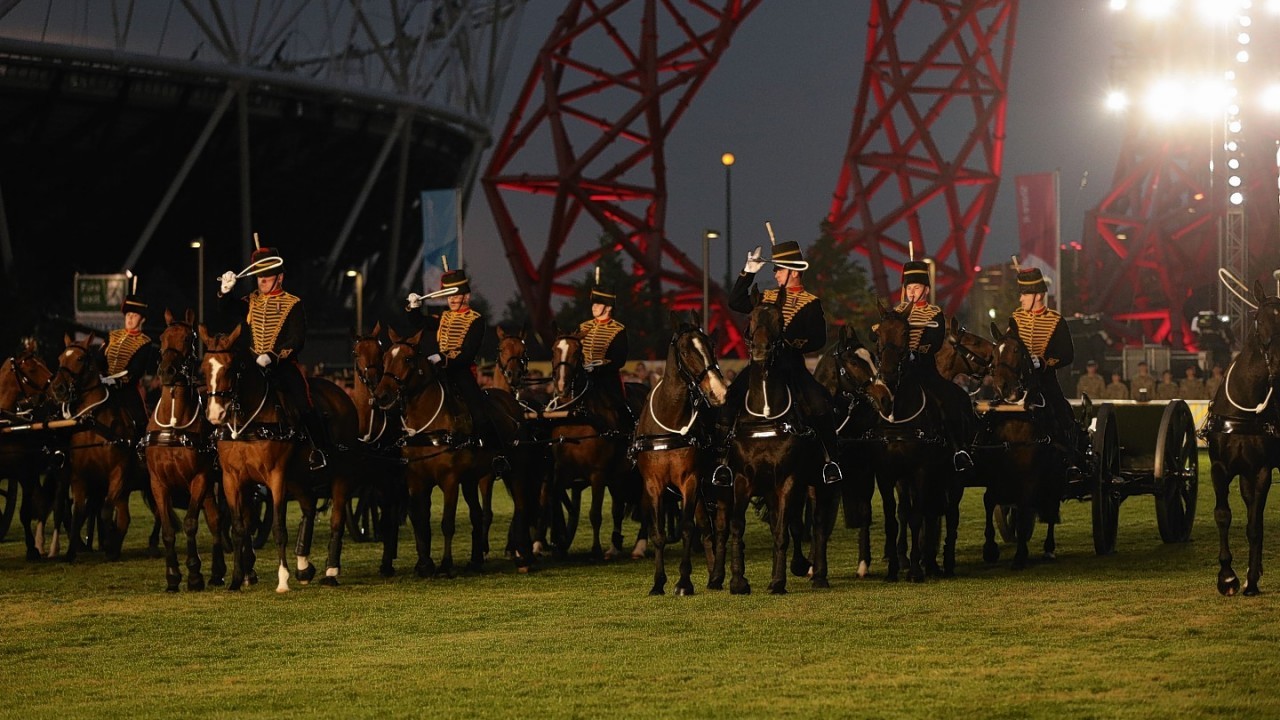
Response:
712,239,842,486
1007,267,1077,454
216,245,331,469
575,273,632,434
892,260,974,470
102,286,158,439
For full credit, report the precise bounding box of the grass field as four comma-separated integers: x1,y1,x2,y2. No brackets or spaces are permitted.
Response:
2,451,1279,719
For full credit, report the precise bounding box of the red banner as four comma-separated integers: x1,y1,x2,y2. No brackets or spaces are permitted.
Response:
1015,172,1059,300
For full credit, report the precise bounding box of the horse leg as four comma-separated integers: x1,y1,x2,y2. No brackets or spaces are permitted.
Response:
322,479,350,587
588,477,607,560
728,481,751,595
200,482,227,587
407,480,436,578
943,485,961,577
462,475,485,572
879,477,899,582
1242,467,1271,596
438,478,460,578
789,493,813,579
809,484,832,589
64,479,88,563
768,486,791,595
676,476,700,596
607,475,628,560
646,481,667,596
19,471,43,561
479,473,493,560
982,490,1001,563
1011,497,1034,571
225,480,249,591
291,489,317,584
378,477,404,577
104,465,131,561
152,479,181,592
269,478,292,593
1212,458,1240,595
1042,520,1057,560
903,486,925,583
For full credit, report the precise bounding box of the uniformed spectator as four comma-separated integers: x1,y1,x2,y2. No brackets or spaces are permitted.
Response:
1102,371,1129,400
1076,359,1105,399
1131,361,1157,400
1204,364,1225,400
1178,365,1207,400
1155,369,1179,400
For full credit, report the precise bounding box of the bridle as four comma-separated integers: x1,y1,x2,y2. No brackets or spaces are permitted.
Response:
379,340,430,411
51,344,102,409
8,352,51,413
498,337,529,388
158,322,200,388
671,328,720,409
353,335,385,393
993,333,1035,404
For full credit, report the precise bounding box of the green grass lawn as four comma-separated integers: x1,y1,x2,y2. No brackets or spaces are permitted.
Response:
2,451,1279,719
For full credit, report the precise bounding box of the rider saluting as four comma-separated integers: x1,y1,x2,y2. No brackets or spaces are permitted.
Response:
576,268,632,432
216,242,330,470
713,234,842,486
103,277,157,436
1007,265,1076,447
893,259,974,470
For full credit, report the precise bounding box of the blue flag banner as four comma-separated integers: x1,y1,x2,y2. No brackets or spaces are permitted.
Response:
420,189,461,294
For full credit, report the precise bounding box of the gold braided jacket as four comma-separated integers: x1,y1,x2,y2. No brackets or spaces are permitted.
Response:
105,329,150,377
893,301,942,352
761,288,818,330
1011,307,1063,363
437,309,481,359
576,318,625,365
247,291,300,356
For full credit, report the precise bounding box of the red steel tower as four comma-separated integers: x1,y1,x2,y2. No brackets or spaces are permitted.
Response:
826,0,1019,312
483,0,760,355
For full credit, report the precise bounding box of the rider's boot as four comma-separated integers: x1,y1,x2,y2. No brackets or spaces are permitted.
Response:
301,409,331,470
815,417,842,485
710,423,734,487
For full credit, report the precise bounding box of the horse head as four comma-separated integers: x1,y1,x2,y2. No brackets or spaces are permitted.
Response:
198,323,248,425
352,321,386,397
668,312,728,407
157,308,198,387
49,333,103,407
831,324,892,417
1,338,53,415
1251,279,1280,384
374,328,433,412
746,286,785,366
990,319,1035,404
942,315,995,379
495,325,529,391
549,331,586,404
873,299,911,392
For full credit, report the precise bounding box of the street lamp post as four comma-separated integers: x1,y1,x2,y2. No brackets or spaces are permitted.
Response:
190,238,204,333
721,153,735,289
346,269,364,335
703,229,720,330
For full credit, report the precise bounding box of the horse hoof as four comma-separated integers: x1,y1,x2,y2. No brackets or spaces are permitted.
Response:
811,577,830,589
730,580,751,595
1219,575,1240,596
1042,551,1057,561
856,561,870,578
675,584,694,597
188,576,206,592
517,565,530,575
379,564,396,578
320,576,340,587
245,571,258,586
227,580,243,592
297,564,317,584
415,563,434,579
25,549,42,563
706,579,724,591
145,546,163,559
982,544,1000,564
209,577,225,587
883,573,899,583
768,583,787,595
649,586,665,596
790,557,812,578
165,584,180,594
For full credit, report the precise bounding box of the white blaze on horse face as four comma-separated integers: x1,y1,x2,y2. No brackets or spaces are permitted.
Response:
554,339,570,394
205,355,226,423
693,336,727,403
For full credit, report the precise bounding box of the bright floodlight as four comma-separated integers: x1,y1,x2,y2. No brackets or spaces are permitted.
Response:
1109,0,1126,9
1269,0,1280,15
1230,191,1245,205
1237,50,1250,63
1238,32,1252,44
1144,80,1185,120
1137,0,1175,17
1105,90,1129,112
1229,175,1243,187
1228,157,1241,169
1261,84,1280,111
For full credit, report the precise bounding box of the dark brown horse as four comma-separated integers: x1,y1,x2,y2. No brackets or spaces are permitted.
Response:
982,319,1068,570
49,334,145,562
1204,283,1280,596
350,322,406,577
720,287,830,594
936,316,995,382
633,314,729,595
144,309,226,592
199,324,360,591
373,328,532,576
0,339,56,560
814,325,893,579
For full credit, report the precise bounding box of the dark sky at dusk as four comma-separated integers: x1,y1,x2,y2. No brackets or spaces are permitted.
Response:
460,1,1123,310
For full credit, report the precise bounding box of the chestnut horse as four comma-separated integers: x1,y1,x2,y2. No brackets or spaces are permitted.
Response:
144,309,226,592
0,339,57,560
1204,283,1280,596
633,314,729,595
49,334,146,562
374,328,532,576
199,324,360,591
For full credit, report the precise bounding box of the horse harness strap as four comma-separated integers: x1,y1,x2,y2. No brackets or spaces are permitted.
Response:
1199,413,1280,438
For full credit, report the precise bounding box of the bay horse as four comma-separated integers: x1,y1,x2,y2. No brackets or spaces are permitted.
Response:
350,322,406,577
814,325,893,579
633,314,729,595
721,287,830,594
544,330,641,560
373,328,532,577
872,304,958,581
48,333,145,562
490,325,551,560
936,315,995,382
982,319,1069,570
0,339,57,560
198,324,360,591
143,309,226,592
1204,282,1280,596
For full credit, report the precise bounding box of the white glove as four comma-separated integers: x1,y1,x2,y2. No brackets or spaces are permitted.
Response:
1031,356,1043,370
406,292,424,310
256,353,272,368
219,271,237,295
100,375,117,387
426,353,443,365
743,246,766,274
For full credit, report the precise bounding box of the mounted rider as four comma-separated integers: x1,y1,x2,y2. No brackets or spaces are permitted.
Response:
892,259,974,470
712,235,842,486
216,241,331,470
404,263,507,457
103,276,157,437
1006,265,1077,452
574,268,633,433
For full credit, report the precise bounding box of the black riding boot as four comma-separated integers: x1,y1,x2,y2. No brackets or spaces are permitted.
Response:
814,421,842,485
711,422,734,487
471,407,511,474
301,409,331,470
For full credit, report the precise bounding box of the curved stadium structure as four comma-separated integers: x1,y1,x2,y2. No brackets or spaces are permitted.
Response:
0,1,522,361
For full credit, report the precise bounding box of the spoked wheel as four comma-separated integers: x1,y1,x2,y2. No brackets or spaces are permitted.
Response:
992,504,1016,544
1090,404,1121,556
0,475,16,542
1154,400,1198,543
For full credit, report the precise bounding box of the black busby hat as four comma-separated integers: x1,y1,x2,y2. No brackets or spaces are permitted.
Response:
1016,267,1047,295
121,274,147,314
901,260,931,287
770,240,809,271
242,234,284,277
425,255,471,299
588,266,615,307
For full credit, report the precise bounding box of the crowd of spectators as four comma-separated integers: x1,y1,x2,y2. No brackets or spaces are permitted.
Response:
1074,360,1222,402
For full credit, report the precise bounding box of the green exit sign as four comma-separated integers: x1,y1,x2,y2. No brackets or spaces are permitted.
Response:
74,273,128,314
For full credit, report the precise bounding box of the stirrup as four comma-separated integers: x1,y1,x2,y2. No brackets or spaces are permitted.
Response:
822,461,842,485
711,464,734,487
953,449,973,472
492,454,511,474
308,448,328,471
